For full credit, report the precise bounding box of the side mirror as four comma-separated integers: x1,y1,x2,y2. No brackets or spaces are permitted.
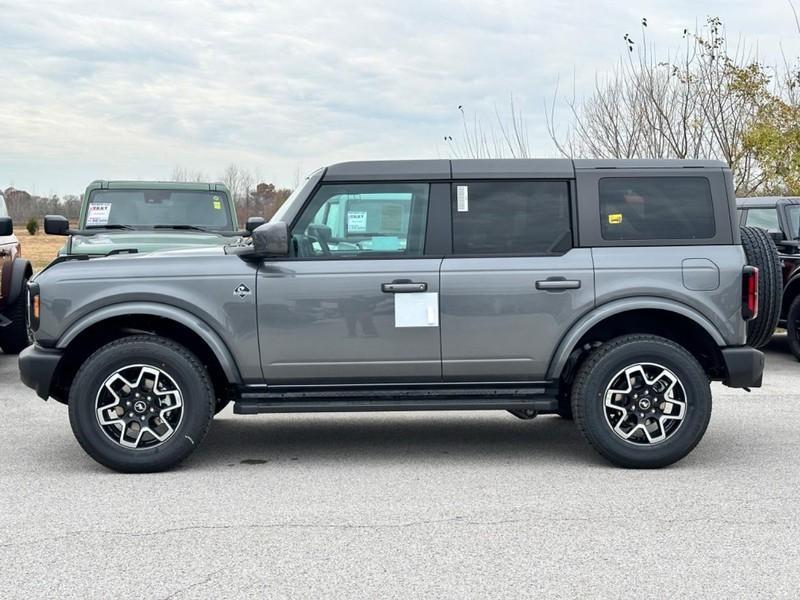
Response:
246,216,266,233
252,221,289,257
44,215,70,236
0,216,12,236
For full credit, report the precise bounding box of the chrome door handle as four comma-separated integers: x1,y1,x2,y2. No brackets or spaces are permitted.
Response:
535,279,581,291
381,280,428,293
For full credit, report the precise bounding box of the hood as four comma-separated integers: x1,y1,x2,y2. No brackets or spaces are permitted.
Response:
68,230,242,256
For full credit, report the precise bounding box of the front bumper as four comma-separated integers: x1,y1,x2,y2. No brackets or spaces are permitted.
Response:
18,344,63,400
721,346,764,388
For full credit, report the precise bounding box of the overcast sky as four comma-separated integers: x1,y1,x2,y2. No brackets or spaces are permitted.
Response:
1,0,799,196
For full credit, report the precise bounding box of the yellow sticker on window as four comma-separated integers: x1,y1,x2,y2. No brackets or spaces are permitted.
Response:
608,213,623,224
212,195,222,210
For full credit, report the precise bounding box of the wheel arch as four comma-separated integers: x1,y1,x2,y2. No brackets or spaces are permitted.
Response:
547,298,726,381
51,303,242,403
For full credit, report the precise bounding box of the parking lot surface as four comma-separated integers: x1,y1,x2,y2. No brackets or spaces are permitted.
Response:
1,337,798,599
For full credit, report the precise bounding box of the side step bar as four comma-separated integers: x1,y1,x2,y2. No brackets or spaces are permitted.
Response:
234,384,559,414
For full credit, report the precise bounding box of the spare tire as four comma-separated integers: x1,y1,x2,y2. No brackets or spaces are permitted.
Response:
740,226,781,348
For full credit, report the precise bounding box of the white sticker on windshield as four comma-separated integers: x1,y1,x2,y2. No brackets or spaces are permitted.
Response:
457,186,469,212
86,203,112,226
347,211,367,233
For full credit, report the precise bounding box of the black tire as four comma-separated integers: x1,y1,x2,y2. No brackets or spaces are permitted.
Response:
786,295,800,361
68,335,215,473
0,277,32,354
740,226,781,348
571,334,712,469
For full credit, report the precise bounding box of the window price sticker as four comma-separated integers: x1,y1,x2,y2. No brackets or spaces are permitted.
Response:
86,203,112,226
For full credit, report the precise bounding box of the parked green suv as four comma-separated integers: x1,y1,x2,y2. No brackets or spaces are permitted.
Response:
45,180,249,256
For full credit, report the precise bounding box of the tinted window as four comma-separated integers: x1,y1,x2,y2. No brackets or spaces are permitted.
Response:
0,193,7,217
292,183,429,257
744,208,780,231
451,181,571,255
599,177,715,241
85,190,233,230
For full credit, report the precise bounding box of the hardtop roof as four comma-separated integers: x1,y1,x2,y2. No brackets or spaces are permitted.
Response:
85,180,231,194
322,158,729,181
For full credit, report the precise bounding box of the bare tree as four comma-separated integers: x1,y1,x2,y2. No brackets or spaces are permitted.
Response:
170,166,207,182
545,18,770,194
444,96,530,159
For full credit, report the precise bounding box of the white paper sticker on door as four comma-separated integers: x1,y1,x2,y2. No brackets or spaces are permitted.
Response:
86,203,112,226
347,211,367,233
394,292,439,328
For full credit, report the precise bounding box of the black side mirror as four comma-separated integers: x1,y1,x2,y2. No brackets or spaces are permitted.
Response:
0,216,12,236
246,216,266,233
44,215,70,236
252,221,289,257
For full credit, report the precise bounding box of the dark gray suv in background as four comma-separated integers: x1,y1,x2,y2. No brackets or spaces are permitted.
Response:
20,159,770,472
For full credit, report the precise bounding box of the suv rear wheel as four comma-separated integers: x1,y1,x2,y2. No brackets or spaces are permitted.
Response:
68,335,215,473
571,334,712,468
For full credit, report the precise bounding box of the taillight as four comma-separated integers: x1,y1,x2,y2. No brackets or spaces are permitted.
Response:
28,281,40,331
742,266,758,320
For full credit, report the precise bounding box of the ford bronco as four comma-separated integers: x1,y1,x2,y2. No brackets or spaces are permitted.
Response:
20,159,771,472
0,191,33,354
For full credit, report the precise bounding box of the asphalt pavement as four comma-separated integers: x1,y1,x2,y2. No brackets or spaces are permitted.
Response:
1,337,798,599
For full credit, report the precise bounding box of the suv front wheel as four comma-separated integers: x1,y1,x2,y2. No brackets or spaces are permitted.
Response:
68,335,215,473
571,334,712,468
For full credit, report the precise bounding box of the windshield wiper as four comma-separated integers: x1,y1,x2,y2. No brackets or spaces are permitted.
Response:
152,225,215,232
85,224,136,230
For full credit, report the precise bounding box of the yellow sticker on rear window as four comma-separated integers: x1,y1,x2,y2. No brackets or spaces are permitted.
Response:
608,213,623,224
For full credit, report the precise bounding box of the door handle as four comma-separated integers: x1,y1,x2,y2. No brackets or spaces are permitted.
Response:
535,278,581,291
381,280,428,293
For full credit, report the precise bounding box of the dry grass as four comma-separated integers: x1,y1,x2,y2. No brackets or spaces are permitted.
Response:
16,231,66,271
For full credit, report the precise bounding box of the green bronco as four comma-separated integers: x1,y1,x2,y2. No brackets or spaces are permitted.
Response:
45,180,253,256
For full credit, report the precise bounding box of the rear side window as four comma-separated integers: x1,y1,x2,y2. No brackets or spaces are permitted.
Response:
744,208,780,231
599,177,715,241
451,181,571,255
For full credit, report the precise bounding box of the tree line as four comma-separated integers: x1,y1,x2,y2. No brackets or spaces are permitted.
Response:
3,164,293,226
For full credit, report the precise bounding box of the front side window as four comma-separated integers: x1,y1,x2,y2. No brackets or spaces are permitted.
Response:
599,177,715,241
83,190,234,230
744,208,780,231
291,183,429,257
451,181,572,255
0,193,7,218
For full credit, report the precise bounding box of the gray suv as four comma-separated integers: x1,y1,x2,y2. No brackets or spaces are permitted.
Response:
19,159,766,472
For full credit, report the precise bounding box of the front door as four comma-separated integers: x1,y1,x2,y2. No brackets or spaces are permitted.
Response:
440,180,594,380
257,181,442,384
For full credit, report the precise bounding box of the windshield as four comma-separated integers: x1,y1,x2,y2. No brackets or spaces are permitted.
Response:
788,205,800,239
0,192,7,217
83,189,234,230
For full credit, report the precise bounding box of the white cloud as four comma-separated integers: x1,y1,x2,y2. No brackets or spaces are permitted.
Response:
0,0,798,195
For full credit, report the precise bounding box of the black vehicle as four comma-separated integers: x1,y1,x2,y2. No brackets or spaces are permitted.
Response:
0,191,33,354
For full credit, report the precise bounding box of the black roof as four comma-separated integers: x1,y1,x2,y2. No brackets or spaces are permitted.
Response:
322,158,729,181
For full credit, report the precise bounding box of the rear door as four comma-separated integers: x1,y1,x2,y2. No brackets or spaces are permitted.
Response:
440,179,595,380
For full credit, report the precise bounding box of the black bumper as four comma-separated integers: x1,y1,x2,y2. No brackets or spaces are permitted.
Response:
18,344,63,400
721,346,764,388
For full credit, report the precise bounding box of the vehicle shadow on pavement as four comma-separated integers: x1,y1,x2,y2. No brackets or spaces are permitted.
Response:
191,414,607,468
